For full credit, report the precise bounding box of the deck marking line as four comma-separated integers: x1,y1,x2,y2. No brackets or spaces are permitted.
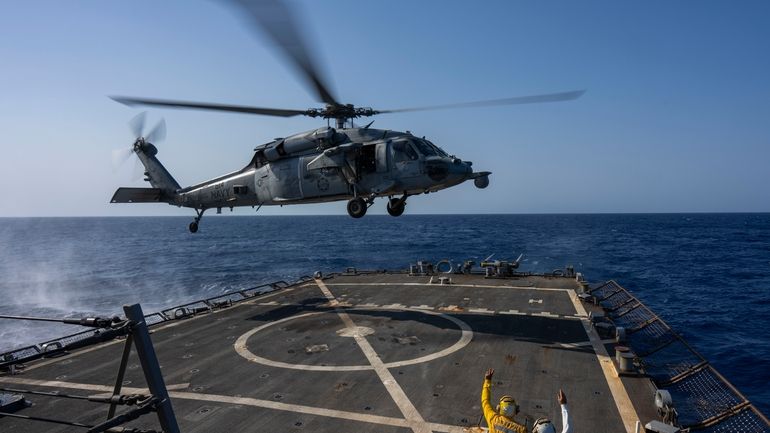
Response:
498,309,522,315
467,308,494,314
234,309,471,371
567,291,639,433
316,279,433,433
0,376,461,432
536,312,559,318
559,338,617,349
381,303,407,309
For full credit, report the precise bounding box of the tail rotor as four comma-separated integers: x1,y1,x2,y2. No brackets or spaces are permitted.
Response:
112,112,166,180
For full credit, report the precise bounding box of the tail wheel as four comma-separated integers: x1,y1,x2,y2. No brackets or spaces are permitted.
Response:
189,222,199,233
347,197,367,218
386,198,405,217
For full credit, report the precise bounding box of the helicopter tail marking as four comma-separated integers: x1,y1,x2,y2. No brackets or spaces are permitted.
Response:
110,187,162,203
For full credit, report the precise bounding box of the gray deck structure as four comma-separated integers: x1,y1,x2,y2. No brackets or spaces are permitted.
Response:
1,270,768,433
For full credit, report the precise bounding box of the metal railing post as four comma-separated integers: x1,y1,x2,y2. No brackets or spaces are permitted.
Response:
123,303,180,433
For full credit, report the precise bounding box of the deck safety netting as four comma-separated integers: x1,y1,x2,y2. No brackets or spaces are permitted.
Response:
600,291,633,310
144,313,167,326
667,367,743,426
609,300,640,317
626,320,677,356
0,346,40,364
611,305,652,330
696,408,770,433
591,281,625,304
46,329,100,347
207,292,248,305
640,339,703,382
590,281,770,432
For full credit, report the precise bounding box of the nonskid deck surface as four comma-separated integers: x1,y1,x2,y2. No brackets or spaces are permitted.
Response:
0,273,650,433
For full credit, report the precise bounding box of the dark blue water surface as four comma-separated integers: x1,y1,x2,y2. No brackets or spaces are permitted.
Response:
1,214,768,412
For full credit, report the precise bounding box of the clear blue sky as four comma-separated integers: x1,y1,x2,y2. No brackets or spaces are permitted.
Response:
1,0,769,216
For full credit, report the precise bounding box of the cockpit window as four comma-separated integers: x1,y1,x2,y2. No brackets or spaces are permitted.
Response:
425,139,448,156
393,140,418,162
410,138,437,156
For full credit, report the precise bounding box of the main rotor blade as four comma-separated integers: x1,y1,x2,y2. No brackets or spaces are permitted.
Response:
227,0,338,105
111,96,308,117
379,90,586,114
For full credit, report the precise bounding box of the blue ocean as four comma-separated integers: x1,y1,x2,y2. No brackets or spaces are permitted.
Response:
1,214,768,413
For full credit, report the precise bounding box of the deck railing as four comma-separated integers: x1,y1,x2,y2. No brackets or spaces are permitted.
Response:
0,276,314,369
590,281,769,432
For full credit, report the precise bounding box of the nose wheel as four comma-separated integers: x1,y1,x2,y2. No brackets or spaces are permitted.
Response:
386,197,406,217
189,209,205,233
346,197,367,218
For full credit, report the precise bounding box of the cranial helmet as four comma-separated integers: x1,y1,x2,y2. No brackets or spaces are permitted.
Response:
532,417,556,433
497,395,519,417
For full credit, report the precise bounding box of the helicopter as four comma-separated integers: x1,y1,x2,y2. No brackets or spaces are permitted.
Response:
110,0,584,233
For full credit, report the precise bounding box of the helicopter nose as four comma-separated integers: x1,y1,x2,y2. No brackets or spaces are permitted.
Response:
452,159,473,176
445,158,473,183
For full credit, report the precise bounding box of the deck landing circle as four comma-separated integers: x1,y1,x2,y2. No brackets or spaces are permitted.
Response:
234,308,473,371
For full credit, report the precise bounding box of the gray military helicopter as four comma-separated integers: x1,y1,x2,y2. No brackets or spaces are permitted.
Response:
110,0,583,233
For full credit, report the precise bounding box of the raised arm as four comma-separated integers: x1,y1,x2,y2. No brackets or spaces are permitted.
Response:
558,389,572,433
482,368,496,421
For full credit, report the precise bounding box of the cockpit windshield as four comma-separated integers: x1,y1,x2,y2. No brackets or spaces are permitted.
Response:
411,138,438,156
425,139,448,157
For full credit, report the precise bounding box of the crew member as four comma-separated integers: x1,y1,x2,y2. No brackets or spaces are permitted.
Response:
532,389,572,433
481,368,527,433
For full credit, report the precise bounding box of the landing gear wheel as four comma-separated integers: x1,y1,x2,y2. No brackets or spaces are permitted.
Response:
386,198,405,217
347,197,367,218
189,222,199,233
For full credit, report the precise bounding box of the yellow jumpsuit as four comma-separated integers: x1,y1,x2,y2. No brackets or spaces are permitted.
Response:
481,378,527,433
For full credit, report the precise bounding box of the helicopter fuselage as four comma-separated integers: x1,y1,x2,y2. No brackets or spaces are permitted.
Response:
112,126,490,231
148,127,487,207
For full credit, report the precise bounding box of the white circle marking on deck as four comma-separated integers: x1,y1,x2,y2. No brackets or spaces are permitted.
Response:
233,308,473,372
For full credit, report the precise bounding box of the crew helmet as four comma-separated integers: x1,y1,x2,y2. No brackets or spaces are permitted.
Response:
532,417,556,433
497,395,519,417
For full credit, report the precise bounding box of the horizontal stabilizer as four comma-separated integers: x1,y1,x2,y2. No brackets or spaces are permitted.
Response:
110,187,162,203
